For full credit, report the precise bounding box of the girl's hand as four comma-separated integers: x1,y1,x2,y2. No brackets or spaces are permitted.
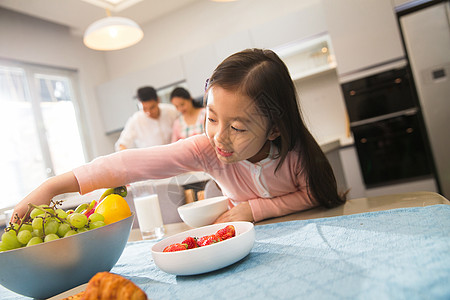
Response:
214,202,254,223
11,183,55,223
10,171,80,223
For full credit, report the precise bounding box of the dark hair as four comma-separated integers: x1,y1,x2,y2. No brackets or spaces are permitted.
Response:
170,87,203,108
207,48,346,208
137,86,157,102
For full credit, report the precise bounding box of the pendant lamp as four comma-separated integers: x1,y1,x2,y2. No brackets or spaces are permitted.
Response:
83,10,143,51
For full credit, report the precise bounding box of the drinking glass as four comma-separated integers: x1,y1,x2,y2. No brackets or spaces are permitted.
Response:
131,182,165,240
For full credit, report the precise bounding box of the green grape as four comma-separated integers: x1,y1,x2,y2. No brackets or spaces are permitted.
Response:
44,220,59,235
30,205,53,218
89,221,106,230
32,217,44,230
0,241,8,252
66,213,74,223
69,213,88,229
41,205,54,213
1,231,21,250
88,213,105,223
30,208,44,218
57,223,71,237
55,208,68,219
44,233,59,243
17,230,32,245
19,224,33,232
26,237,43,247
64,230,78,237
32,228,43,238
77,228,88,233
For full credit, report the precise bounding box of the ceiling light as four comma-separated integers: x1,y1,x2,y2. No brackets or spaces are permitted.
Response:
83,11,143,51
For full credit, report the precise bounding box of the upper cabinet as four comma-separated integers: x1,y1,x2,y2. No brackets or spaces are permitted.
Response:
274,34,337,81
322,0,405,77
182,30,254,98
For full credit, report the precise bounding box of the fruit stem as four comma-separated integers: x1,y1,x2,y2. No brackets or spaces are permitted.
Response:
27,203,70,226
6,205,33,234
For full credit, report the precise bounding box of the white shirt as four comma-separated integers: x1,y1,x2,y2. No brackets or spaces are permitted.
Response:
115,103,178,150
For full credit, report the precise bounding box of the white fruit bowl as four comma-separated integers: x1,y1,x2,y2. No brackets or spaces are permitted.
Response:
0,213,134,299
151,221,255,275
177,196,228,228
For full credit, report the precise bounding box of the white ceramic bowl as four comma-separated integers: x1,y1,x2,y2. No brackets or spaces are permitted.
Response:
177,196,228,228
0,214,134,299
151,221,255,275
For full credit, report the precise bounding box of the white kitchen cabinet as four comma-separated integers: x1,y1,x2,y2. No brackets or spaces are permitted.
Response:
182,30,255,99
274,34,337,81
250,3,328,50
339,146,366,199
322,0,405,76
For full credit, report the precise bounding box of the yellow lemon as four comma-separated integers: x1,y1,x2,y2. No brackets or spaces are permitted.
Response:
94,194,131,225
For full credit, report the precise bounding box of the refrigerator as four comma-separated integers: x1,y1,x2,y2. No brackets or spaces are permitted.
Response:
397,0,450,198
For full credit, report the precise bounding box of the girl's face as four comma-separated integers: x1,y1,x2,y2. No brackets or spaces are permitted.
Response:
171,97,192,115
205,86,279,164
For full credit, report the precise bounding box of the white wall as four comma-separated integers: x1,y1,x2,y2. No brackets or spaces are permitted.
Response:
0,8,111,159
103,0,324,79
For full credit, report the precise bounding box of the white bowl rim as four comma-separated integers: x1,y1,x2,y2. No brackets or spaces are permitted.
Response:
151,221,254,254
178,195,228,210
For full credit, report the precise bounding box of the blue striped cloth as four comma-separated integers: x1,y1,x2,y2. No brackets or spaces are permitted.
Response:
1,204,449,299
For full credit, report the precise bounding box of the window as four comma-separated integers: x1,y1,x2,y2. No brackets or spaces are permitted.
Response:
0,59,87,210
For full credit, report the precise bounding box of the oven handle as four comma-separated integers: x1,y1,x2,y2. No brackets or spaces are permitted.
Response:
350,107,418,127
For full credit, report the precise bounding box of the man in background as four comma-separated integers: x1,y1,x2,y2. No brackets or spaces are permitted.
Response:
115,86,178,151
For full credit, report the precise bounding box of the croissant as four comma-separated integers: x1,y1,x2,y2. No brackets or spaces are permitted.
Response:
63,272,147,300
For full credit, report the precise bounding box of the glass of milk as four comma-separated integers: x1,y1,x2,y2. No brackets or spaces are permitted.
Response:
132,183,165,240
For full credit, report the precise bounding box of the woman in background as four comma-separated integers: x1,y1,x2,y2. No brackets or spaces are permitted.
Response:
170,87,206,142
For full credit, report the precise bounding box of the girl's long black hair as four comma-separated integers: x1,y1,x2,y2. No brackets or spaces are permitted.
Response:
207,48,346,208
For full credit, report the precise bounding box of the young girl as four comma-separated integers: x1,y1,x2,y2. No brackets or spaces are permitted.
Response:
12,48,346,223
170,87,206,142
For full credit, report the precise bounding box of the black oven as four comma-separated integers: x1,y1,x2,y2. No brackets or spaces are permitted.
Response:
351,112,432,186
341,64,434,187
342,66,416,123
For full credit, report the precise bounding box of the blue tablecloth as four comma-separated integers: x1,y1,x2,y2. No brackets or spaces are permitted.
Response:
1,204,450,299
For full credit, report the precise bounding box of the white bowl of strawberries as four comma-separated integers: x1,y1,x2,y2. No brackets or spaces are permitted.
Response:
151,222,255,275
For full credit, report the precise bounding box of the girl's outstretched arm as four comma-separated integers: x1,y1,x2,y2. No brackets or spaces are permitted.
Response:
11,171,80,222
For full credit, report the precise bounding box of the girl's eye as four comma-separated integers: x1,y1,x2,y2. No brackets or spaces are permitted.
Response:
231,126,246,132
207,117,216,123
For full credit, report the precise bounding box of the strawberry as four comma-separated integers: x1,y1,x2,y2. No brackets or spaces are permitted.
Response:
216,225,236,240
163,243,188,252
181,236,198,249
197,234,222,247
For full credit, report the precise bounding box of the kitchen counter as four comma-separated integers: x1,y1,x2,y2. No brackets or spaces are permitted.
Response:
119,191,450,299
1,191,448,299
129,191,449,241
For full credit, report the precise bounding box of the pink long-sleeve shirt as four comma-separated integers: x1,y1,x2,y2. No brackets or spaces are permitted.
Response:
73,134,318,222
